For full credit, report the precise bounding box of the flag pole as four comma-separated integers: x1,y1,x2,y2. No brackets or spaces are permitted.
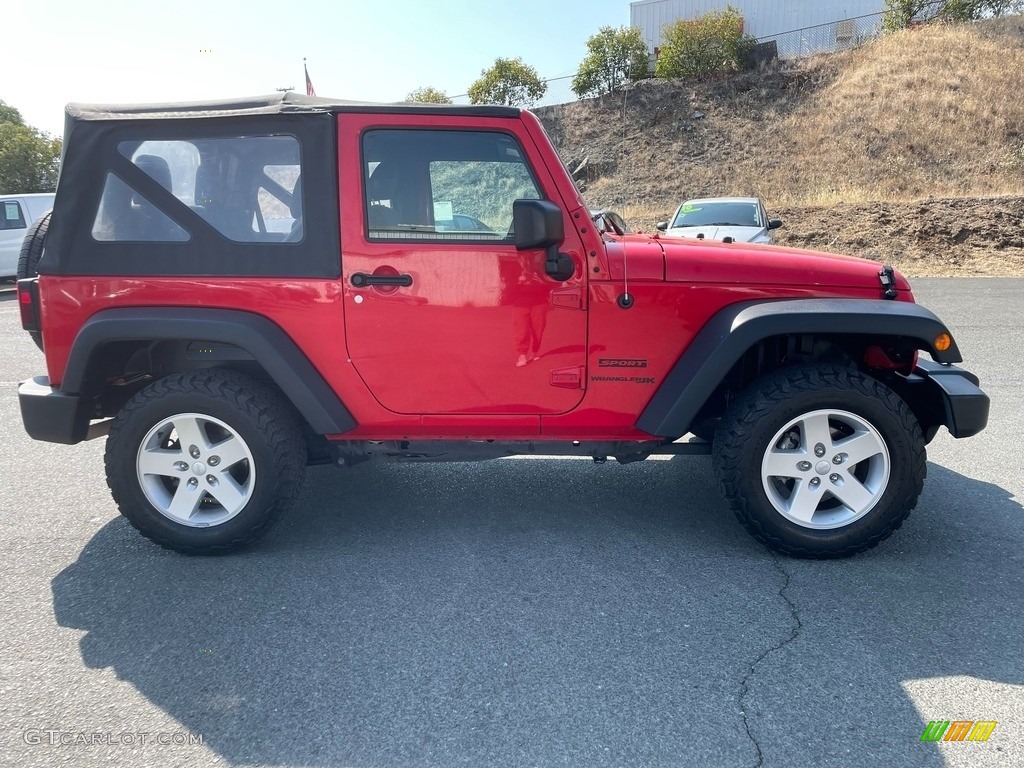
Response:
304,58,316,97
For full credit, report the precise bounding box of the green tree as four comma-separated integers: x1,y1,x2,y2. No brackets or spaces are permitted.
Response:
406,86,453,104
654,5,757,81
468,57,547,108
0,100,61,193
883,0,1023,31
572,26,651,99
0,100,25,126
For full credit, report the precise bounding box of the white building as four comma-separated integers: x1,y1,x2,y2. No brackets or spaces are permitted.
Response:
630,0,887,57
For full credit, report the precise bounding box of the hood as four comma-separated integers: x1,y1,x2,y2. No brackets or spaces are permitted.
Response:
603,233,911,292
664,225,768,243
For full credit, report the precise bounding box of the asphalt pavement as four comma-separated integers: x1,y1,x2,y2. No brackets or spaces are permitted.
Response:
0,278,1021,768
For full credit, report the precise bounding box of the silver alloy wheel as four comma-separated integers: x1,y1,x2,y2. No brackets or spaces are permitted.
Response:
760,408,890,529
136,412,256,527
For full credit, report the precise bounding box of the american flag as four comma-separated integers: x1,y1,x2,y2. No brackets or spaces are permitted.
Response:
304,59,316,97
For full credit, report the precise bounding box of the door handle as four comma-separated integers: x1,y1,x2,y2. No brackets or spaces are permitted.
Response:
350,273,413,288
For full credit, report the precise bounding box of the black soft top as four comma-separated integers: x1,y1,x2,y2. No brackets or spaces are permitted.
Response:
65,92,520,122
47,94,522,279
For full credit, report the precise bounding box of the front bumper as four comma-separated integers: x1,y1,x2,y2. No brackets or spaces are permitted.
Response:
18,376,91,445
909,360,989,439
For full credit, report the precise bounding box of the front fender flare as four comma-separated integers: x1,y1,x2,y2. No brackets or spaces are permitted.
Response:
636,298,961,438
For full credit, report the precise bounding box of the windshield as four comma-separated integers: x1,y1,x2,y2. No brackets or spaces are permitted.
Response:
671,201,762,228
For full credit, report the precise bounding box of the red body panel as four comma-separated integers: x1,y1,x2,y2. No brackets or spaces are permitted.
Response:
336,113,591,418
541,281,885,439
36,109,908,442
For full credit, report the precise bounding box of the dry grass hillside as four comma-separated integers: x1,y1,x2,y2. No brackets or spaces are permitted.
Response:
534,17,1024,276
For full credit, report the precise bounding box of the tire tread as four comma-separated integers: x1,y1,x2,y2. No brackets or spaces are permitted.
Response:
16,210,51,351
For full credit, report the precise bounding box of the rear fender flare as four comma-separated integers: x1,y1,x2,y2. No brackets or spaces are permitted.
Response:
61,308,356,435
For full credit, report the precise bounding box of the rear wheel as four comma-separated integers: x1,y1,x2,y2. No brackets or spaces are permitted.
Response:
105,370,306,554
713,364,926,558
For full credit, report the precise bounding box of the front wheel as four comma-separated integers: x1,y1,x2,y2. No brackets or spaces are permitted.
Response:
105,370,307,553
713,364,926,558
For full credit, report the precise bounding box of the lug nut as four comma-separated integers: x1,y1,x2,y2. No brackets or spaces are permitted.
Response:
206,475,218,486
809,477,820,488
174,461,189,472
833,453,846,465
187,477,199,489
797,461,812,471
189,445,201,459
208,455,220,467
814,443,826,457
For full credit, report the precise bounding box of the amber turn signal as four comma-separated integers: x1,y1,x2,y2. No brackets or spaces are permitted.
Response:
934,333,952,352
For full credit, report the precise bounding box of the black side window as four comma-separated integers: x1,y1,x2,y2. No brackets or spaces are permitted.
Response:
1,200,27,230
91,136,303,244
92,174,189,242
362,129,541,242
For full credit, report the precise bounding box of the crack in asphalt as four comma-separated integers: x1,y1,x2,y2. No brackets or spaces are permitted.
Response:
739,553,803,768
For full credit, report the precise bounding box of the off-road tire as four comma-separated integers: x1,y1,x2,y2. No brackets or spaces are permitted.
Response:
17,210,50,280
105,370,307,554
17,210,51,350
713,364,926,558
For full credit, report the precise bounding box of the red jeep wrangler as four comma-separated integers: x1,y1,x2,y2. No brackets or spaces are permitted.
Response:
15,94,988,557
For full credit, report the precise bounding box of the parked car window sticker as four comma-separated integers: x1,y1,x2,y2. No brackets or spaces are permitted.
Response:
362,129,541,242
101,137,303,244
1,200,26,230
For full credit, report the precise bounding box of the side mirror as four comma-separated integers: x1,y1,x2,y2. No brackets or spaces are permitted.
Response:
512,199,574,281
768,218,783,230
513,199,564,250
656,221,668,231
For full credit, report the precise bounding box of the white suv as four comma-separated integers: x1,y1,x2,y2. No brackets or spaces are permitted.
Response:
1,193,55,278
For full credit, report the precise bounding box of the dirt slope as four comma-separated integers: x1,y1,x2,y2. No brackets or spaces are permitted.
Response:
534,18,1024,276
775,196,1024,276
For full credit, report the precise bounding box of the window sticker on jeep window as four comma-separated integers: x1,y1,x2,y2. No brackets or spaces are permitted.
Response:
362,130,541,241
1,201,26,230
433,201,454,221
92,174,189,242
116,136,302,243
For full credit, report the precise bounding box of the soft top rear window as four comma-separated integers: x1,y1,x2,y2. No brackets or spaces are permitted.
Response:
92,136,303,244
44,113,340,278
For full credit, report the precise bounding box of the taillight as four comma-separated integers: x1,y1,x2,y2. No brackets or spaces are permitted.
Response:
16,278,41,333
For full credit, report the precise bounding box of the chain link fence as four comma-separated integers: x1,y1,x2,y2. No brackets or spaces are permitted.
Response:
756,11,885,60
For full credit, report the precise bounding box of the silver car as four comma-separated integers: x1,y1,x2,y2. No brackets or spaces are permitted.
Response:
1,193,56,278
657,197,782,244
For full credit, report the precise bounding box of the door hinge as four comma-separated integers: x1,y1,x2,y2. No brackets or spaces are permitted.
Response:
550,366,586,389
551,286,584,310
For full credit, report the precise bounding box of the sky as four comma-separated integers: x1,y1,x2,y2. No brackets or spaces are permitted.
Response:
6,0,635,137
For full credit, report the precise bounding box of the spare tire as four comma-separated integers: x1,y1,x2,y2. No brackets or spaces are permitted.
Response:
17,210,51,281
17,210,50,351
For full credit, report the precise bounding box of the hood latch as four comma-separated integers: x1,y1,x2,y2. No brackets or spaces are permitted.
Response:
879,266,898,300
